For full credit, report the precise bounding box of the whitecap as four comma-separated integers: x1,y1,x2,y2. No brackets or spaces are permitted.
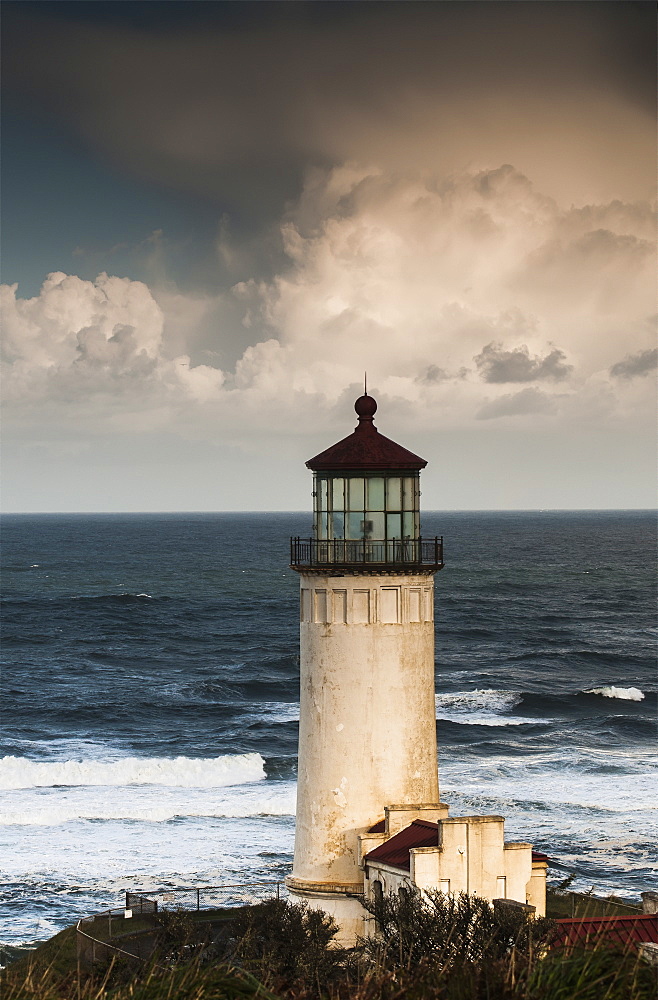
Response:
0,752,266,790
436,689,522,713
584,686,645,701
243,703,299,724
435,689,538,725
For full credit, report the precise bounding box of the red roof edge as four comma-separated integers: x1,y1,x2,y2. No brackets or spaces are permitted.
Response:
553,914,657,950
365,819,439,872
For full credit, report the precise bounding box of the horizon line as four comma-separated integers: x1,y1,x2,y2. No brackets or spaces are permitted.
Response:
2,507,656,516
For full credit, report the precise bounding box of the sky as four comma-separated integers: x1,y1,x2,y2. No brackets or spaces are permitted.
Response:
1,1,656,513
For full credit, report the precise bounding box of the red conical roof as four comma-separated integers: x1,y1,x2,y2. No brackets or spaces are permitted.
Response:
306,394,427,472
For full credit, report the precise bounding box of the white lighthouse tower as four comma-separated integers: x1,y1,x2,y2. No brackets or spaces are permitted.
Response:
287,393,546,943
286,392,446,939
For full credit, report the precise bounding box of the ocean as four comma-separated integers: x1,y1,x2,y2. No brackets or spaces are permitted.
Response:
1,510,656,951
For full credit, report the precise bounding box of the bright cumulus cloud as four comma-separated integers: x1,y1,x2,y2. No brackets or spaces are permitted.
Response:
5,164,654,428
2,271,224,430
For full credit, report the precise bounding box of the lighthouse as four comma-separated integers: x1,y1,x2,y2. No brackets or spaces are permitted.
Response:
287,393,546,944
286,391,446,939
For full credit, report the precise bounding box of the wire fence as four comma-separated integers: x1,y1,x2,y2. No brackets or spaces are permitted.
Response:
77,882,288,970
127,881,289,913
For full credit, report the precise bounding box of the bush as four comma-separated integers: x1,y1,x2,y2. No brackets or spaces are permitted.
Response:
363,887,555,971
154,906,211,963
226,897,345,995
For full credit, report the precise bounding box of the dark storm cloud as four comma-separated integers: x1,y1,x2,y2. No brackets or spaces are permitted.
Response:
3,1,655,219
609,347,658,379
474,343,573,384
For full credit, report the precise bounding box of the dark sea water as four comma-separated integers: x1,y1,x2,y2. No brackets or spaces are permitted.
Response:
1,511,656,947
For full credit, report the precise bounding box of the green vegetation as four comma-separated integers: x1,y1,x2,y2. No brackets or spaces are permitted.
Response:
3,891,654,1000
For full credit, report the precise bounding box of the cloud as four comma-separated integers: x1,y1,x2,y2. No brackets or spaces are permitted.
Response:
474,342,573,383
1,272,224,422
476,388,557,421
1,164,654,447
417,365,450,385
609,347,658,379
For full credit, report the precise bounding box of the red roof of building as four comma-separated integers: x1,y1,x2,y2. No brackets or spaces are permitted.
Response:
306,395,427,472
365,819,439,871
532,851,549,863
553,914,657,951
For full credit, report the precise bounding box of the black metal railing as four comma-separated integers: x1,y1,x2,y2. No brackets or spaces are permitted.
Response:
290,536,444,570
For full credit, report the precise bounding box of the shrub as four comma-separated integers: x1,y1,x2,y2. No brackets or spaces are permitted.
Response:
154,906,210,964
363,887,554,971
226,897,345,995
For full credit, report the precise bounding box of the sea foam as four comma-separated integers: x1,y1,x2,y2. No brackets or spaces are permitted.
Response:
435,689,538,726
584,686,645,701
1,782,297,825
0,752,266,790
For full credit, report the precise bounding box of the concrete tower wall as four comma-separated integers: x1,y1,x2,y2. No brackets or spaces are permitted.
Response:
290,572,440,892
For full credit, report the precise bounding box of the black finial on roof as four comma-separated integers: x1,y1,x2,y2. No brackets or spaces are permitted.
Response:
354,392,377,423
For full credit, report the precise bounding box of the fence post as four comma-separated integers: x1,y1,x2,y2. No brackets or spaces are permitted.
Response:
197,888,200,911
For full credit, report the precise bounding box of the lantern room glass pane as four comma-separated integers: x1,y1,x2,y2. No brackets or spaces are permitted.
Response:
402,477,416,510
332,478,345,510
348,478,365,510
318,512,328,539
365,511,385,538
386,477,402,511
346,512,363,538
387,513,402,539
318,478,328,511
332,512,345,538
367,478,385,511
403,511,416,538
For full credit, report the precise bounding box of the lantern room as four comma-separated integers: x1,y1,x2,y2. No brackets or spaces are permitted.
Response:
290,393,444,571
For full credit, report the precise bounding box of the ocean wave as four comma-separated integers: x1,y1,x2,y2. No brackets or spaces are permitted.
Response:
436,690,521,713
441,746,658,814
244,703,299,725
71,593,157,602
584,686,645,702
435,689,540,726
2,784,297,825
0,753,266,790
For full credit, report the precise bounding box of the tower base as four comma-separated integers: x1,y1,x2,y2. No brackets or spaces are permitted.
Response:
285,877,366,947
